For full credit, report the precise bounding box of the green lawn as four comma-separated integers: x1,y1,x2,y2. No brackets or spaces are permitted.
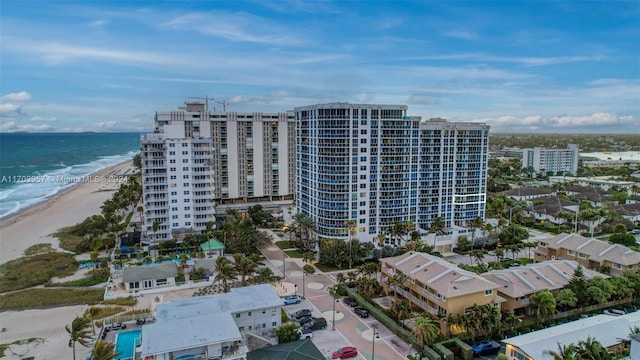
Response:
284,249,304,258
275,241,295,250
314,263,340,273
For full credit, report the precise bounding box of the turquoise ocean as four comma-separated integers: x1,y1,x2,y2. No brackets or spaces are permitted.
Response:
0,132,141,219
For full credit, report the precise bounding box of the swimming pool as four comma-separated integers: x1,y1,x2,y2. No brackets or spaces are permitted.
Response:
114,329,141,360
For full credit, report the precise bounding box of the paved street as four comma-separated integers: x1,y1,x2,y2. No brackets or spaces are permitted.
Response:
261,229,412,360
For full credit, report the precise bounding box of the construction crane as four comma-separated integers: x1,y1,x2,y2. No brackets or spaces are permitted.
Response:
187,96,213,113
215,100,229,112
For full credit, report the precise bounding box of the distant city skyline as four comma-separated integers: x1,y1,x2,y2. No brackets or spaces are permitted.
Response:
1,1,638,134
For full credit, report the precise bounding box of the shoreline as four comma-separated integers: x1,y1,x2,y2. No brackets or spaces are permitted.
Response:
0,160,136,264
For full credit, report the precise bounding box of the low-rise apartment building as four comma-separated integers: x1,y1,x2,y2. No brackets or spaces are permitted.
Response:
535,233,640,276
140,284,284,360
380,252,500,333
481,260,606,314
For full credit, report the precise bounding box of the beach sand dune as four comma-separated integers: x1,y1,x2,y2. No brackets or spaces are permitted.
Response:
0,160,134,264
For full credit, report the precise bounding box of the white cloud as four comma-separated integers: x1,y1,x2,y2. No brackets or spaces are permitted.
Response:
473,113,639,133
0,103,24,117
161,12,304,46
87,19,108,28
1,91,32,102
402,53,606,67
30,116,57,122
443,30,477,40
0,121,55,132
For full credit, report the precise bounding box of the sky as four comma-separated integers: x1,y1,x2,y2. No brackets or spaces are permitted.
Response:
0,1,639,134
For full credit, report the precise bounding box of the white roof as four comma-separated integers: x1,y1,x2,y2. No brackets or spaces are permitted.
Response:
502,312,640,359
140,312,241,356
156,283,282,321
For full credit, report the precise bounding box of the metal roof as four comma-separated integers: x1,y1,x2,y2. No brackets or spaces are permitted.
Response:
122,262,178,283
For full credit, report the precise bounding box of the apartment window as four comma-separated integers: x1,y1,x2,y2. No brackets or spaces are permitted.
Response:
248,311,252,316
360,174,366,180
184,206,190,211
512,349,528,360
577,252,587,259
567,250,576,256
183,191,190,195
169,151,175,155
183,167,189,171
171,207,177,211
156,278,167,286
170,159,176,164
171,199,177,204
172,215,178,219
484,289,493,296
540,242,548,247
612,263,622,269
182,159,189,163
185,222,191,226
182,143,188,147
170,167,176,171
184,199,190,203
359,184,366,189
170,175,177,180
628,265,634,270
235,313,240,318
183,175,189,179
182,151,188,155
169,143,175,147
172,222,179,227
272,322,277,327
183,183,189,187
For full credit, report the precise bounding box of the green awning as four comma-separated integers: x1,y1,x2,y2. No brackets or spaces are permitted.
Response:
200,238,225,251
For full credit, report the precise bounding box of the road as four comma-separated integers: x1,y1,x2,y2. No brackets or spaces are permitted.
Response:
261,229,412,360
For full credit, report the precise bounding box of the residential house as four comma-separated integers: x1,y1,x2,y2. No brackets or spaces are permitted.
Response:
500,187,555,202
550,176,636,195
480,260,607,314
534,233,640,276
564,186,615,207
502,312,640,360
122,262,178,293
380,252,501,333
606,203,640,223
522,196,579,226
140,284,284,360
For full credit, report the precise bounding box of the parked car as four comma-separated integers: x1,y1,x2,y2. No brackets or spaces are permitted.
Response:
291,309,312,319
343,297,358,307
304,317,327,330
297,328,313,339
282,295,303,305
332,346,358,359
353,307,369,318
297,316,314,326
471,340,501,356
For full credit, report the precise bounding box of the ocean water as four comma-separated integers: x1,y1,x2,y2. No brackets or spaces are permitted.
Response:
0,132,141,219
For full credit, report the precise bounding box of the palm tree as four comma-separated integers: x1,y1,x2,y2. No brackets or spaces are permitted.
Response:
544,343,578,360
391,299,412,326
151,220,161,261
234,254,258,286
84,306,103,336
469,216,485,250
528,290,556,324
91,340,121,360
65,316,92,360
413,316,440,345
387,273,408,300
575,337,612,360
555,288,577,312
293,213,316,250
428,216,446,251
346,219,356,268
214,256,238,292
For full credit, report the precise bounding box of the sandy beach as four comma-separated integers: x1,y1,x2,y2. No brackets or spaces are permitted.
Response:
0,160,135,264
0,160,136,359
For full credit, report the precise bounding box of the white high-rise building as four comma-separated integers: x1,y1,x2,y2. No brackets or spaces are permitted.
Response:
522,144,579,176
295,103,489,250
141,101,295,243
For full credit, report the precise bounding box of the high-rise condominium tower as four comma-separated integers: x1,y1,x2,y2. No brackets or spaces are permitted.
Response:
295,103,489,248
141,101,295,243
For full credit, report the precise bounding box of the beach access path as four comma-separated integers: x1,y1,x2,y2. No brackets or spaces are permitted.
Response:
0,160,134,264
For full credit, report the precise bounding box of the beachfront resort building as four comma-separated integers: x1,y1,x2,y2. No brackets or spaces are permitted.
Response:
295,103,489,251
139,284,284,360
522,144,579,176
380,252,501,333
141,100,295,242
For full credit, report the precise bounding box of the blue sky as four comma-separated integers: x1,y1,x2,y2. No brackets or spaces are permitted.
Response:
1,1,638,133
